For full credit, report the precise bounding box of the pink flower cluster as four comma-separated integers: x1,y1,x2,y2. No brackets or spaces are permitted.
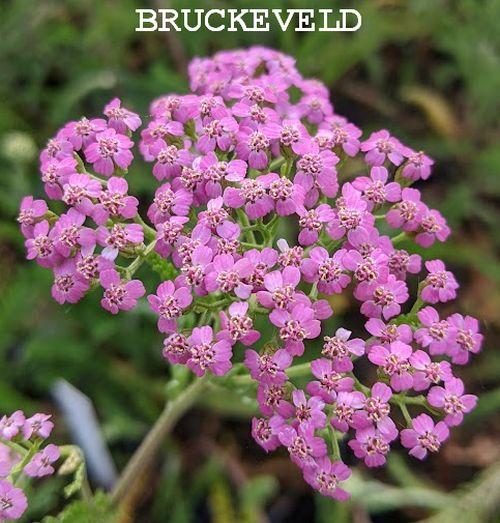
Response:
19,47,482,500
0,410,59,520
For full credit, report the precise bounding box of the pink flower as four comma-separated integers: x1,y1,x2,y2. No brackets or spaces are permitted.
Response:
24,221,58,268
297,93,333,124
331,391,365,432
251,417,280,452
148,281,193,333
410,350,453,391
271,420,327,468
386,188,426,232
218,302,260,346
140,119,184,159
421,260,459,304
61,116,107,151
294,143,339,205
297,204,335,246
427,378,477,426
17,196,48,237
150,140,192,181
270,304,321,356
99,269,145,314
197,117,238,153
244,349,292,384
199,152,247,198
0,480,27,520
85,128,134,176
263,119,310,155
235,127,271,169
415,209,450,247
187,325,232,377
361,129,404,166
400,413,449,460
257,383,293,418
447,313,483,365
155,216,189,258
93,177,139,225
349,426,391,467
51,209,95,257
306,358,354,403
205,254,253,298
0,445,15,477
51,259,90,304
62,173,101,215
268,176,305,216
276,239,304,268
150,94,199,123
40,135,73,165
352,167,401,210
321,328,365,372
351,383,397,440
291,389,327,430
401,148,434,181
303,458,351,500
257,266,301,310
327,184,373,241
178,245,214,295
343,248,389,284
384,247,422,280
23,413,53,440
301,248,350,295
365,318,413,345
224,173,277,219
368,342,413,392
355,274,409,320
414,307,456,355
0,411,25,440
321,115,361,156
242,248,278,289
103,97,142,133
198,197,232,233
16,47,486,500
40,156,78,200
162,333,190,365
147,182,193,224
97,223,144,260
24,444,60,477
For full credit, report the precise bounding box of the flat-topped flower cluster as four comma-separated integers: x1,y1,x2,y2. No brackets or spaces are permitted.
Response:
0,410,59,520
18,46,482,501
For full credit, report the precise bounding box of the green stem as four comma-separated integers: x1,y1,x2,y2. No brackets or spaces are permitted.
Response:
328,425,341,461
10,441,40,484
125,240,157,279
237,210,257,244
408,281,426,317
133,214,157,242
391,232,407,245
283,156,294,177
349,372,370,394
0,438,28,455
397,400,413,427
111,376,207,504
268,156,285,172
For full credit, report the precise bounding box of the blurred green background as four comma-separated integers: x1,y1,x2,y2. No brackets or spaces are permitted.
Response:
0,0,499,521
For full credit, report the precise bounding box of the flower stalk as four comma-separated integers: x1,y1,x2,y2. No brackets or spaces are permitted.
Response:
110,375,207,504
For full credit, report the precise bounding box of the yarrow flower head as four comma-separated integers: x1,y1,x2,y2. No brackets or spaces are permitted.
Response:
18,46,483,502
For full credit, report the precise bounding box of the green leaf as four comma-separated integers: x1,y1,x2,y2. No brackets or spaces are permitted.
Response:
42,492,117,523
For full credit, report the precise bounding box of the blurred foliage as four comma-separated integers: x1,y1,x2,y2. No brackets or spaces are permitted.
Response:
0,0,499,521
